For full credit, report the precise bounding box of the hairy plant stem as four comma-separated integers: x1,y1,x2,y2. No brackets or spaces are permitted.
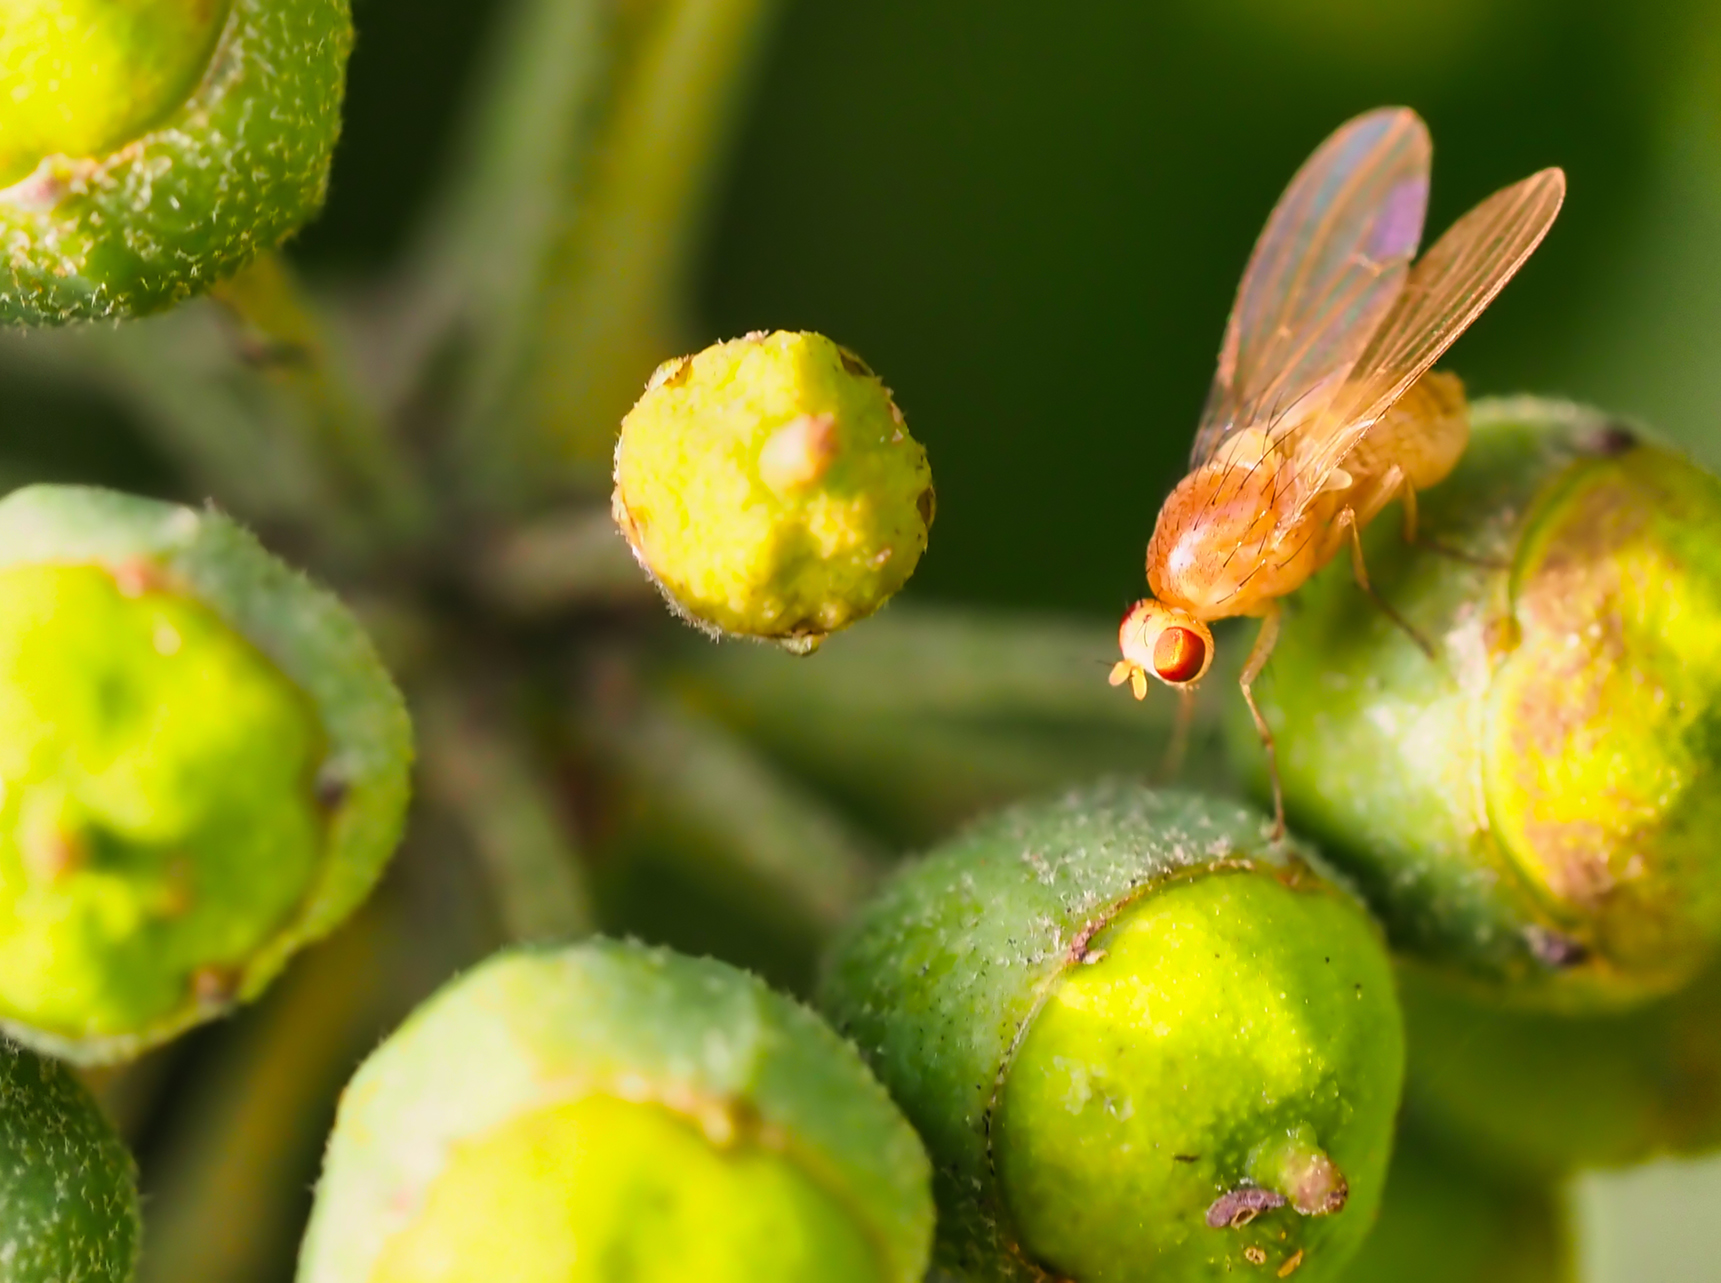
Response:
582,669,884,932
208,254,434,553
418,681,596,943
524,0,786,478
137,907,405,1283
470,503,652,617
400,0,783,512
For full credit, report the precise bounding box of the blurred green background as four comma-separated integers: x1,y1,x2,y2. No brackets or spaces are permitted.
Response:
25,0,1721,623
321,0,1721,615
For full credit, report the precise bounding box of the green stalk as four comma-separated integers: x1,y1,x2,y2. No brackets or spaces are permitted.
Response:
470,505,652,616
585,689,883,932
403,0,783,509
418,684,596,943
524,0,785,479
208,254,433,551
138,909,402,1283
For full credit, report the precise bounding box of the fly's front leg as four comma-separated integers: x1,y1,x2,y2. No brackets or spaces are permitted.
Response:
1339,506,1436,659
1159,685,1198,783
1239,602,1285,841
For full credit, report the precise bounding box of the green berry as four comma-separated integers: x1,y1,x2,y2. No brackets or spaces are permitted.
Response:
0,1041,140,1283
612,331,934,653
1341,1123,1570,1283
1228,399,1721,1008
297,939,934,1283
0,0,233,188
0,0,351,324
820,783,1403,1282
0,485,409,1062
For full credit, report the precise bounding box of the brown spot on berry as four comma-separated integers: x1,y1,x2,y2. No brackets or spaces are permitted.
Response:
1580,421,1638,457
758,414,839,491
1208,1187,1287,1229
315,764,349,813
192,966,240,1006
916,486,936,528
837,347,875,377
645,355,692,392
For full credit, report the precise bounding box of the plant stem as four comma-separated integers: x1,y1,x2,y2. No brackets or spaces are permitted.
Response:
138,908,402,1283
399,0,613,507
665,603,1211,726
0,317,345,542
401,0,783,510
419,683,597,943
523,0,785,478
209,253,433,551
584,683,883,932
470,503,652,616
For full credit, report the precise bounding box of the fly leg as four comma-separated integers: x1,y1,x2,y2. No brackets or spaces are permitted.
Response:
1339,505,1436,658
1159,685,1198,783
1239,603,1285,841
1399,476,1507,569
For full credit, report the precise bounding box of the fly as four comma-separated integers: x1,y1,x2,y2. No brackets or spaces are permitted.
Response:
1110,106,1565,836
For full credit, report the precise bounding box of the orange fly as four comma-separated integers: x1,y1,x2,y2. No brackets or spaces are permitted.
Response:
1110,106,1565,835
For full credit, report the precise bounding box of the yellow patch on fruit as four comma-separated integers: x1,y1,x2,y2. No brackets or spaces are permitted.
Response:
0,0,234,187
371,1094,882,1283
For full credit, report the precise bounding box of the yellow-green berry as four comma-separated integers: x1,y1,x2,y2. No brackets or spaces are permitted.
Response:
0,1041,140,1283
612,331,934,653
0,0,233,188
297,939,934,1283
0,0,351,323
820,784,1404,1282
1228,399,1721,1009
0,485,410,1063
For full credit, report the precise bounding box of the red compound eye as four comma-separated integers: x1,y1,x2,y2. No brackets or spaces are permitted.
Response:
1153,626,1207,684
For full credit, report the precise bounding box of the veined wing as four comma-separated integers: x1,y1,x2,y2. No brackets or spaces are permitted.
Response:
1190,107,1431,468
1276,166,1566,521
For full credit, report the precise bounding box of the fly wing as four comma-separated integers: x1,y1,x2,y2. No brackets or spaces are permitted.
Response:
1276,167,1566,520
1190,107,1431,468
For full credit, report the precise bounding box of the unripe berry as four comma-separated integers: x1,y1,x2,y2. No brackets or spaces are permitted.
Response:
821,783,1403,1282
613,331,934,653
0,1041,140,1283
298,939,934,1283
0,485,409,1062
1229,400,1721,1008
0,0,352,322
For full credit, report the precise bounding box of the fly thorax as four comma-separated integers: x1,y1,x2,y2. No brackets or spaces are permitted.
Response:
1146,451,1284,616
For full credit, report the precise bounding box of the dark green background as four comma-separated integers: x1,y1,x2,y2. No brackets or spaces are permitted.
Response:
322,0,1719,614
19,0,1721,620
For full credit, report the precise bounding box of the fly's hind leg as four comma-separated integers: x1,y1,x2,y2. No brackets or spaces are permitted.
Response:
1239,603,1286,841
1339,504,1437,659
